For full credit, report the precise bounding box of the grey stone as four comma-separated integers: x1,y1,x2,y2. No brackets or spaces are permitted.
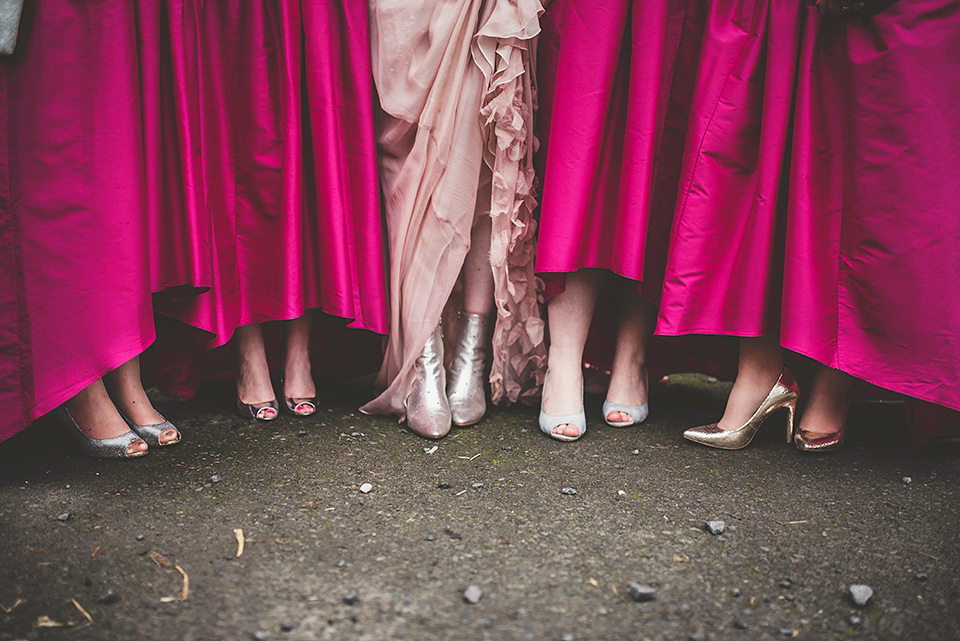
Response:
210,475,222,484
731,588,741,597
631,450,640,455
560,487,577,496
57,512,71,521
463,585,482,604
706,520,725,535
97,590,120,605
437,483,452,490
252,632,268,641
471,483,484,489
280,622,295,632
915,572,928,582
849,584,873,607
343,594,360,606
425,535,435,542
561,635,574,641
902,477,912,484
627,583,657,603
849,616,862,626
785,593,796,602
136,534,145,541
297,430,307,437
780,578,793,588
779,629,797,637
733,619,748,630
336,560,346,568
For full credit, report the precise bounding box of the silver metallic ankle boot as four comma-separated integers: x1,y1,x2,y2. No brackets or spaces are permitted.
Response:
446,312,493,427
405,325,451,439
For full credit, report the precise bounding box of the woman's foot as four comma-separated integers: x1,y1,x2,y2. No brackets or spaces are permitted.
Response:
65,381,147,457
235,324,278,420
283,315,317,416
604,364,649,425
717,336,784,431
540,363,585,440
603,288,654,425
795,366,852,451
104,357,180,445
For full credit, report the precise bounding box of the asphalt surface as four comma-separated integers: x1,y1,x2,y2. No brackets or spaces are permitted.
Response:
1,374,958,641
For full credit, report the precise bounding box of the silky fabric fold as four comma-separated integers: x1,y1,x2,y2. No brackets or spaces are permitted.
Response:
148,1,388,398
0,1,158,441
784,0,960,416
361,0,545,421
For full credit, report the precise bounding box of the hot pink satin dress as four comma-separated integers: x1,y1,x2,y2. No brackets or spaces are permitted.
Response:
535,0,701,303
147,1,388,399
0,1,161,441
784,0,960,427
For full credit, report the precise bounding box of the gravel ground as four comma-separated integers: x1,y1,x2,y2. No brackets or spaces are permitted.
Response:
1,374,958,641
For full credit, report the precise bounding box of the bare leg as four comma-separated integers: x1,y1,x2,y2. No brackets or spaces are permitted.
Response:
235,323,277,419
605,284,656,423
462,213,495,315
718,335,783,431
798,364,852,437
104,356,179,444
65,380,147,456
542,269,604,438
283,314,316,414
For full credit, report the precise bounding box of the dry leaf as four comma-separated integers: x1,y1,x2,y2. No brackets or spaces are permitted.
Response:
25,545,49,555
784,520,808,525
36,616,69,628
586,578,599,587
71,599,93,625
148,550,172,568
611,584,619,596
234,529,245,558
90,546,101,558
1,599,22,613
673,554,690,563
176,565,189,601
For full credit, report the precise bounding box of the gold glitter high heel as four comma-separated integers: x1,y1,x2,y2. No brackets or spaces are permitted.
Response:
683,369,799,450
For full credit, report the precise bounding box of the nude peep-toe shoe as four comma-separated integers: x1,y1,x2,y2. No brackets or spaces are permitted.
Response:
602,399,649,427
57,407,148,459
405,324,451,439
446,311,493,427
683,368,799,450
539,371,586,442
236,397,279,422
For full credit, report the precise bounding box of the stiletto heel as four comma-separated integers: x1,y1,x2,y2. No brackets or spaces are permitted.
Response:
539,371,586,442
602,399,649,427
405,324,451,439
683,368,799,450
447,311,493,427
236,397,279,422
57,407,148,459
118,410,181,446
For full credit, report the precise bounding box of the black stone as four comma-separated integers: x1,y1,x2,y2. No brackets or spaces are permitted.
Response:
343,594,360,606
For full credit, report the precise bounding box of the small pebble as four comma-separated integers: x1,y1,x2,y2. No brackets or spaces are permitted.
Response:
57,512,71,522
688,633,709,641
706,520,725,535
706,376,718,383
733,619,748,630
463,585,483,604
135,534,145,541
253,632,268,641
849,584,873,607
64,484,71,489
561,635,575,641
297,430,308,437
902,477,912,484
336,559,346,568
425,535,435,542
560,487,577,496
351,432,361,437
631,449,640,455
280,622,295,632
437,482,452,490
97,590,121,605
423,446,438,454
471,483,484,489
915,572,928,582
785,594,796,602
342,594,360,606
731,588,741,597
210,475,222,484
627,583,657,603
359,483,373,494
849,615,862,626
780,579,793,588
779,629,797,637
